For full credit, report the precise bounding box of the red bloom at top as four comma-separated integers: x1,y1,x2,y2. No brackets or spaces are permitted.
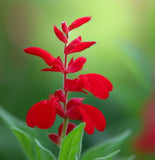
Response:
23,16,113,143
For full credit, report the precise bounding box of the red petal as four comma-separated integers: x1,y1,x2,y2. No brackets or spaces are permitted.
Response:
68,41,96,54
58,123,63,137
79,73,113,99
54,89,66,103
41,57,64,73
58,123,76,137
68,16,92,31
67,107,82,120
53,25,68,44
66,123,77,135
23,47,56,66
26,100,56,129
48,133,60,145
80,104,106,132
67,57,87,73
50,96,65,118
55,104,65,118
64,78,86,94
79,107,94,134
64,36,82,54
61,21,69,34
66,98,84,114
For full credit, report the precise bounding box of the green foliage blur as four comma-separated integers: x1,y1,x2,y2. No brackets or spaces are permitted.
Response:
0,0,154,160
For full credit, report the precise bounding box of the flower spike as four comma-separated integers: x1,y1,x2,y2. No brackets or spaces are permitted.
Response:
24,16,113,145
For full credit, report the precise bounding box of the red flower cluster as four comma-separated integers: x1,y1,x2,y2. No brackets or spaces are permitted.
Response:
23,16,113,144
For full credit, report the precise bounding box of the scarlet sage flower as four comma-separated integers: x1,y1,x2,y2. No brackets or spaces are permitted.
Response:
65,73,113,99
26,98,56,129
64,36,96,55
23,16,113,144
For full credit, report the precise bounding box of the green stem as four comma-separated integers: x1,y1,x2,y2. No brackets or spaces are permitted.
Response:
61,117,68,141
60,33,69,142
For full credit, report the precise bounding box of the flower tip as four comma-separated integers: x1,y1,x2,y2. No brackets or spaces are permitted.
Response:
89,15,92,20
23,48,26,52
79,36,82,41
53,25,56,30
23,48,29,53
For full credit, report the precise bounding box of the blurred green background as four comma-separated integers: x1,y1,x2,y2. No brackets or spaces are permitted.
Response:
0,0,154,159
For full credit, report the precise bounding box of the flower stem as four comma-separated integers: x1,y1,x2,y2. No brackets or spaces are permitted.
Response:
61,33,69,142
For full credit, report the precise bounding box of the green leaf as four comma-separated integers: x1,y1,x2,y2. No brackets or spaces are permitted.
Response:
0,106,56,160
0,106,35,136
35,139,56,160
81,130,131,160
11,127,35,160
95,150,120,160
58,123,85,160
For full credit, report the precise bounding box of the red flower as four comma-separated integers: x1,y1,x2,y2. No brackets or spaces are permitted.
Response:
26,100,56,129
54,89,66,103
41,56,64,73
23,47,64,73
53,25,68,44
49,123,76,145
68,16,92,31
64,36,96,55
65,73,113,99
26,93,65,129
67,102,106,135
23,47,56,66
61,21,69,34
67,57,87,73
64,36,81,54
64,78,87,94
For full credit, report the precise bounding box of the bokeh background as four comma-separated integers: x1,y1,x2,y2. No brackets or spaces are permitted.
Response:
0,0,155,160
